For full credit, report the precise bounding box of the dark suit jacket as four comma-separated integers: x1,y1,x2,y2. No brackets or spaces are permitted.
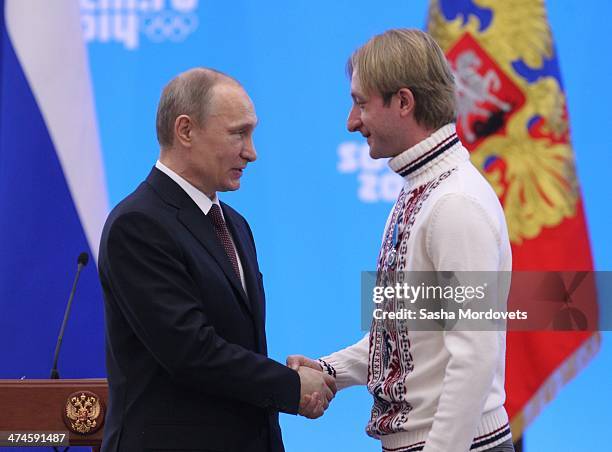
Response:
98,168,300,452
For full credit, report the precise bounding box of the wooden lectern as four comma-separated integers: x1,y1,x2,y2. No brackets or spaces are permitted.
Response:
0,379,108,450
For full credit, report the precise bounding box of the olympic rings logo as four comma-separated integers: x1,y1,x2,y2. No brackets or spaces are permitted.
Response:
141,12,198,42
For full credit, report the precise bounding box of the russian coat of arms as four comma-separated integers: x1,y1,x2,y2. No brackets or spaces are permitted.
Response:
428,0,579,244
63,391,104,435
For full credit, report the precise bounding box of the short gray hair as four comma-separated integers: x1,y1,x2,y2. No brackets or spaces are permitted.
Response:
155,67,239,148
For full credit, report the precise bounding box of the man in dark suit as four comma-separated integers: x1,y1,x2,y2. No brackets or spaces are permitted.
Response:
98,68,335,452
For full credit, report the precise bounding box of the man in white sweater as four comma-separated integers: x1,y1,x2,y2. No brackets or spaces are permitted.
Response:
288,29,514,452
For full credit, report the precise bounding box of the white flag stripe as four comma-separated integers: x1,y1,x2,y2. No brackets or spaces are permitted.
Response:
6,0,109,261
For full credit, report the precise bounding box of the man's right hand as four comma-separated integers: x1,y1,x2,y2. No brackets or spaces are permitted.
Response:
294,362,336,419
286,355,322,373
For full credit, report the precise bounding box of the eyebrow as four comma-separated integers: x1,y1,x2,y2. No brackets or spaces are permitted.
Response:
229,118,258,131
351,92,365,102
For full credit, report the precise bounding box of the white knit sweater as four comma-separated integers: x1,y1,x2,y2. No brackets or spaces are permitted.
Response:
320,124,512,452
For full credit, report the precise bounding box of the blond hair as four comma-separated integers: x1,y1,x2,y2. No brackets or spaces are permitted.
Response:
347,29,456,129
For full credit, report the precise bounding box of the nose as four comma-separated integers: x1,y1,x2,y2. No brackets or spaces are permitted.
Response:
347,104,362,133
242,136,257,162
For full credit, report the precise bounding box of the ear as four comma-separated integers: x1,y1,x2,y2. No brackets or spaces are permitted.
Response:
174,115,194,147
397,88,415,118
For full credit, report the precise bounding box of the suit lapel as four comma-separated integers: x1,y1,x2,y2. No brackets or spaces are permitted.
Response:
146,168,253,316
222,204,267,353
178,206,252,314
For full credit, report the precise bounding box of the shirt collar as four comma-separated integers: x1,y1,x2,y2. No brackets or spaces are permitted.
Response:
388,123,469,188
155,160,221,216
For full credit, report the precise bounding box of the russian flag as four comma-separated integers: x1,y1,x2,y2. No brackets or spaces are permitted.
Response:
0,0,108,380
426,0,600,442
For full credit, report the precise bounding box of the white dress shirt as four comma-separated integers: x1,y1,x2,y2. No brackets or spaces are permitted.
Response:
155,160,247,292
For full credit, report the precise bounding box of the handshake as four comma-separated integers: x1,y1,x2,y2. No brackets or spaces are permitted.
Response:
287,355,337,419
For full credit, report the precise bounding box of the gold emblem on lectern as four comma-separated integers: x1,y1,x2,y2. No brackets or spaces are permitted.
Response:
63,391,104,434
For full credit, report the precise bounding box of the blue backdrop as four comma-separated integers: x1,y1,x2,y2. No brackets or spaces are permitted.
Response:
2,1,609,451
88,1,612,451
87,1,612,450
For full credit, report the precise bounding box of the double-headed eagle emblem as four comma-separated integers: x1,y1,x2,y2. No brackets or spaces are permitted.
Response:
65,392,102,434
428,0,578,244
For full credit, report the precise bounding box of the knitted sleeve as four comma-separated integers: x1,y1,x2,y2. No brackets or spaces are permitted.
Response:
423,193,503,452
318,334,369,390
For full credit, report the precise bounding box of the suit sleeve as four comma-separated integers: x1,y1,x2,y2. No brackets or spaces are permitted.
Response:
101,211,300,414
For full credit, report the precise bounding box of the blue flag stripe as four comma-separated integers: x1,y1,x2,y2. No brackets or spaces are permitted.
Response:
0,1,106,384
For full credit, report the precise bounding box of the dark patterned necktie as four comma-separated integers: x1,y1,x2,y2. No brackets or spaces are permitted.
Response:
208,204,241,279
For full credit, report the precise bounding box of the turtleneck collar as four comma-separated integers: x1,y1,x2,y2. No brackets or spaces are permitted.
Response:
388,123,470,188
